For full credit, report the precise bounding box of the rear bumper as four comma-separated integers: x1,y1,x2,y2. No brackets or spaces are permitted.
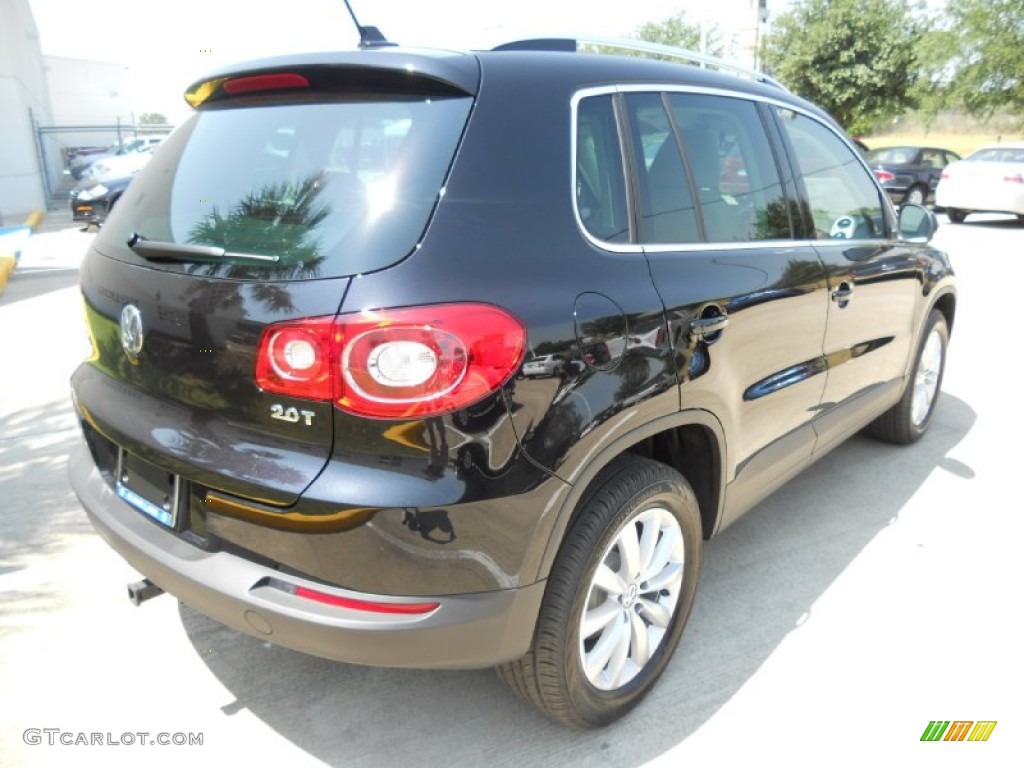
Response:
69,441,544,669
935,188,1024,215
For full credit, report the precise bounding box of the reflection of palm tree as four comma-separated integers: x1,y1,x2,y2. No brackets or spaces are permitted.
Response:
755,198,816,240
755,198,792,239
185,174,330,281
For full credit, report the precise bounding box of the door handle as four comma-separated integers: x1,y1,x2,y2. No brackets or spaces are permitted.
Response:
689,313,728,342
831,282,854,306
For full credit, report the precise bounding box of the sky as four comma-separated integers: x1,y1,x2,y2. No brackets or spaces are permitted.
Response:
26,0,784,123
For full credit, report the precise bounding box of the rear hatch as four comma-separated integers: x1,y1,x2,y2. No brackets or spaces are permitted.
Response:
74,51,479,507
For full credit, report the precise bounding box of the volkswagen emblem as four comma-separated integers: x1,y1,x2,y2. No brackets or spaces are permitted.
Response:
120,304,145,359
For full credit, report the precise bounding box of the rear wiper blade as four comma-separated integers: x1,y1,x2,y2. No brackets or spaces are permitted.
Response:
126,233,280,264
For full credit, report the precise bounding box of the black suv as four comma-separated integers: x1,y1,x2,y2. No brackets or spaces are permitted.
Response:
69,37,956,728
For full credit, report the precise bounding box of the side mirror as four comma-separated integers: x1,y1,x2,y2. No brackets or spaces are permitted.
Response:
898,204,937,243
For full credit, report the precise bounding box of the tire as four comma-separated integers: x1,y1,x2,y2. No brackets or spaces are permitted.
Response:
947,208,967,223
497,455,702,728
905,185,927,206
866,309,948,444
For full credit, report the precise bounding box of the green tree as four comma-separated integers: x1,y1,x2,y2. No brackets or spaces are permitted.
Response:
138,112,169,126
938,0,1024,126
632,11,724,59
762,0,924,134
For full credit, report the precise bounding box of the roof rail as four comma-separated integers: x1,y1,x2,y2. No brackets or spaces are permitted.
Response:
493,36,788,92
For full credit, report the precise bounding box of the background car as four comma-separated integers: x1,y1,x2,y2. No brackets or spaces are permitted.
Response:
522,353,565,378
935,142,1024,223
70,146,156,226
865,145,961,206
69,135,166,179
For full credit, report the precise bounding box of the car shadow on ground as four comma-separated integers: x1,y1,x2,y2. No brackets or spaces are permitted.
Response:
0,400,84,567
180,394,975,767
0,270,81,308
942,215,1024,229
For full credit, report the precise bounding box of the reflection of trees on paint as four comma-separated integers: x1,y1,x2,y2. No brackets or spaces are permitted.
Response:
780,257,826,288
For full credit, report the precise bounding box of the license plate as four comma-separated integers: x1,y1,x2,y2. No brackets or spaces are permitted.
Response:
115,451,180,528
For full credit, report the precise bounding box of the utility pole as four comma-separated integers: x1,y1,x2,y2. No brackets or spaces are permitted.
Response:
754,0,769,71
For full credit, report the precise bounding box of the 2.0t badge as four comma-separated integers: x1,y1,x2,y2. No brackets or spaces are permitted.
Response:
119,304,144,359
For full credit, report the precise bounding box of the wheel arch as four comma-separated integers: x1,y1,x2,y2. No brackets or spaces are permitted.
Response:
931,289,956,335
534,409,727,582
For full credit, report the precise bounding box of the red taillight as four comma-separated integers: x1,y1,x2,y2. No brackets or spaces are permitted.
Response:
337,304,526,419
255,317,336,400
873,170,896,183
294,586,439,615
1003,173,1024,184
223,73,310,95
255,304,526,419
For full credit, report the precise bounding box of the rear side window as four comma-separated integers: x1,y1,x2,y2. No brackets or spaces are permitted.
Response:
97,96,472,279
774,108,887,240
576,96,630,243
920,149,948,169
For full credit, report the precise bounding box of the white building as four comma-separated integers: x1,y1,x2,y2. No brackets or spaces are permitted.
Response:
0,0,58,224
45,55,134,125
43,55,140,174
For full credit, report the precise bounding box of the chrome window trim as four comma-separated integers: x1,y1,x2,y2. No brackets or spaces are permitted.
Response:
641,238,892,255
571,87,644,254
571,83,892,254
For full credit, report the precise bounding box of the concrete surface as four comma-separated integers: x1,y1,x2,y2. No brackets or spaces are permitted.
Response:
0,209,63,293
0,216,1021,768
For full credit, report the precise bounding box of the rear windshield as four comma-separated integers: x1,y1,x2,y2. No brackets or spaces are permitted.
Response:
96,96,472,279
865,147,915,164
966,146,1024,163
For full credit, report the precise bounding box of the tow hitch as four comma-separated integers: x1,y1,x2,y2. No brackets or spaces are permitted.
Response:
127,579,164,606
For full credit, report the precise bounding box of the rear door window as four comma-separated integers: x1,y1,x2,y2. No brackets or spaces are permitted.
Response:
667,93,792,242
623,92,700,244
621,91,793,245
97,96,472,279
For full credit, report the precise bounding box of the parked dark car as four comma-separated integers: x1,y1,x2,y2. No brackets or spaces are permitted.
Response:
865,145,961,206
69,147,158,226
68,36,956,728
70,178,127,226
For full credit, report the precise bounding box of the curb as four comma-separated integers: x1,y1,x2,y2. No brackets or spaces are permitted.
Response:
24,210,45,233
0,210,46,295
0,254,15,294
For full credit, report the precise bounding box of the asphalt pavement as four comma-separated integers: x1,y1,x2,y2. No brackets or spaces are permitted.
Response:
1,215,1021,768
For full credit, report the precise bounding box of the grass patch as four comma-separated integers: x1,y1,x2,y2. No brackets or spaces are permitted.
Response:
863,112,1024,157
862,131,1023,157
